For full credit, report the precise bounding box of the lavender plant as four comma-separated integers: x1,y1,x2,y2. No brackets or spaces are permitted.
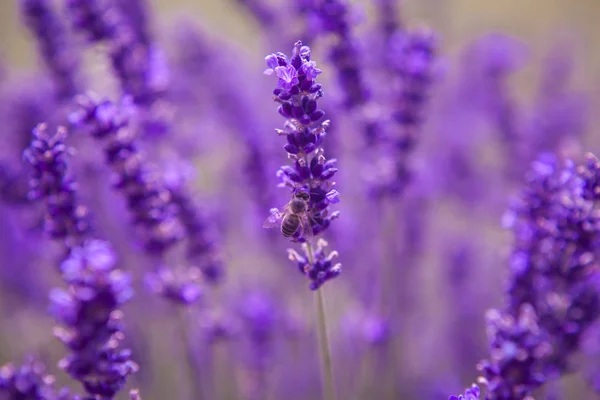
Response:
69,94,182,255
451,153,600,399
263,41,341,287
263,41,340,400
24,123,92,251
1,0,599,399
20,124,139,399
66,0,167,107
50,240,138,399
19,0,80,101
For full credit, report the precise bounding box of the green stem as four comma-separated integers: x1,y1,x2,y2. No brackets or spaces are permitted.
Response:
306,242,336,400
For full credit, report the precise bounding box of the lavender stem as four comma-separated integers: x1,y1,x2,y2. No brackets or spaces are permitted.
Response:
178,307,204,400
308,241,336,400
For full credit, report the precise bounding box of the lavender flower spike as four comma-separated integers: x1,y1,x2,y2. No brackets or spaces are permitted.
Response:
264,40,341,289
0,356,71,400
20,0,80,100
264,40,338,400
51,239,138,399
24,123,92,249
471,153,600,399
377,28,437,196
314,0,370,109
69,94,183,255
66,0,167,106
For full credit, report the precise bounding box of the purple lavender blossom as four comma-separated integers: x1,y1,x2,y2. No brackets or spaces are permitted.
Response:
169,187,224,283
198,311,237,345
314,0,370,109
372,28,437,197
66,0,168,106
0,356,71,400
449,384,481,400
51,239,138,399
477,306,548,399
114,0,151,46
264,41,341,290
472,153,600,399
71,93,223,281
69,94,183,254
287,239,341,291
376,0,402,45
20,0,80,101
238,292,280,368
23,123,92,248
144,265,202,305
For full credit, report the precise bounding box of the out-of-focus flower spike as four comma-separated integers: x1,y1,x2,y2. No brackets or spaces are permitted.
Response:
471,153,600,399
24,123,92,249
314,0,370,109
20,0,80,101
144,265,202,305
371,27,437,197
66,0,168,106
52,239,138,399
70,94,183,255
0,356,72,400
114,0,151,45
376,0,403,44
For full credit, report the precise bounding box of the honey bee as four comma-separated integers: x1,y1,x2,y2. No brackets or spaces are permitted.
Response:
263,188,313,238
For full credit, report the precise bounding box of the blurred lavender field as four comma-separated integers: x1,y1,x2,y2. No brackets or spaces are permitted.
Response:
1,0,600,399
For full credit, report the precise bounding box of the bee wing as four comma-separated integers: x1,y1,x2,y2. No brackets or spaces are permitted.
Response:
263,208,283,229
298,214,314,237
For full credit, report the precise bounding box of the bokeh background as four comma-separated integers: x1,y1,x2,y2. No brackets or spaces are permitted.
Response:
1,0,600,399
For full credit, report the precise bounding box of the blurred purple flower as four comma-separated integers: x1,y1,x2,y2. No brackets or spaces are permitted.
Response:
473,153,600,399
314,0,370,109
145,265,202,305
376,0,402,45
51,239,138,399
20,0,80,101
370,28,437,197
23,123,92,249
66,0,168,106
70,94,183,255
0,356,71,400
169,188,224,283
